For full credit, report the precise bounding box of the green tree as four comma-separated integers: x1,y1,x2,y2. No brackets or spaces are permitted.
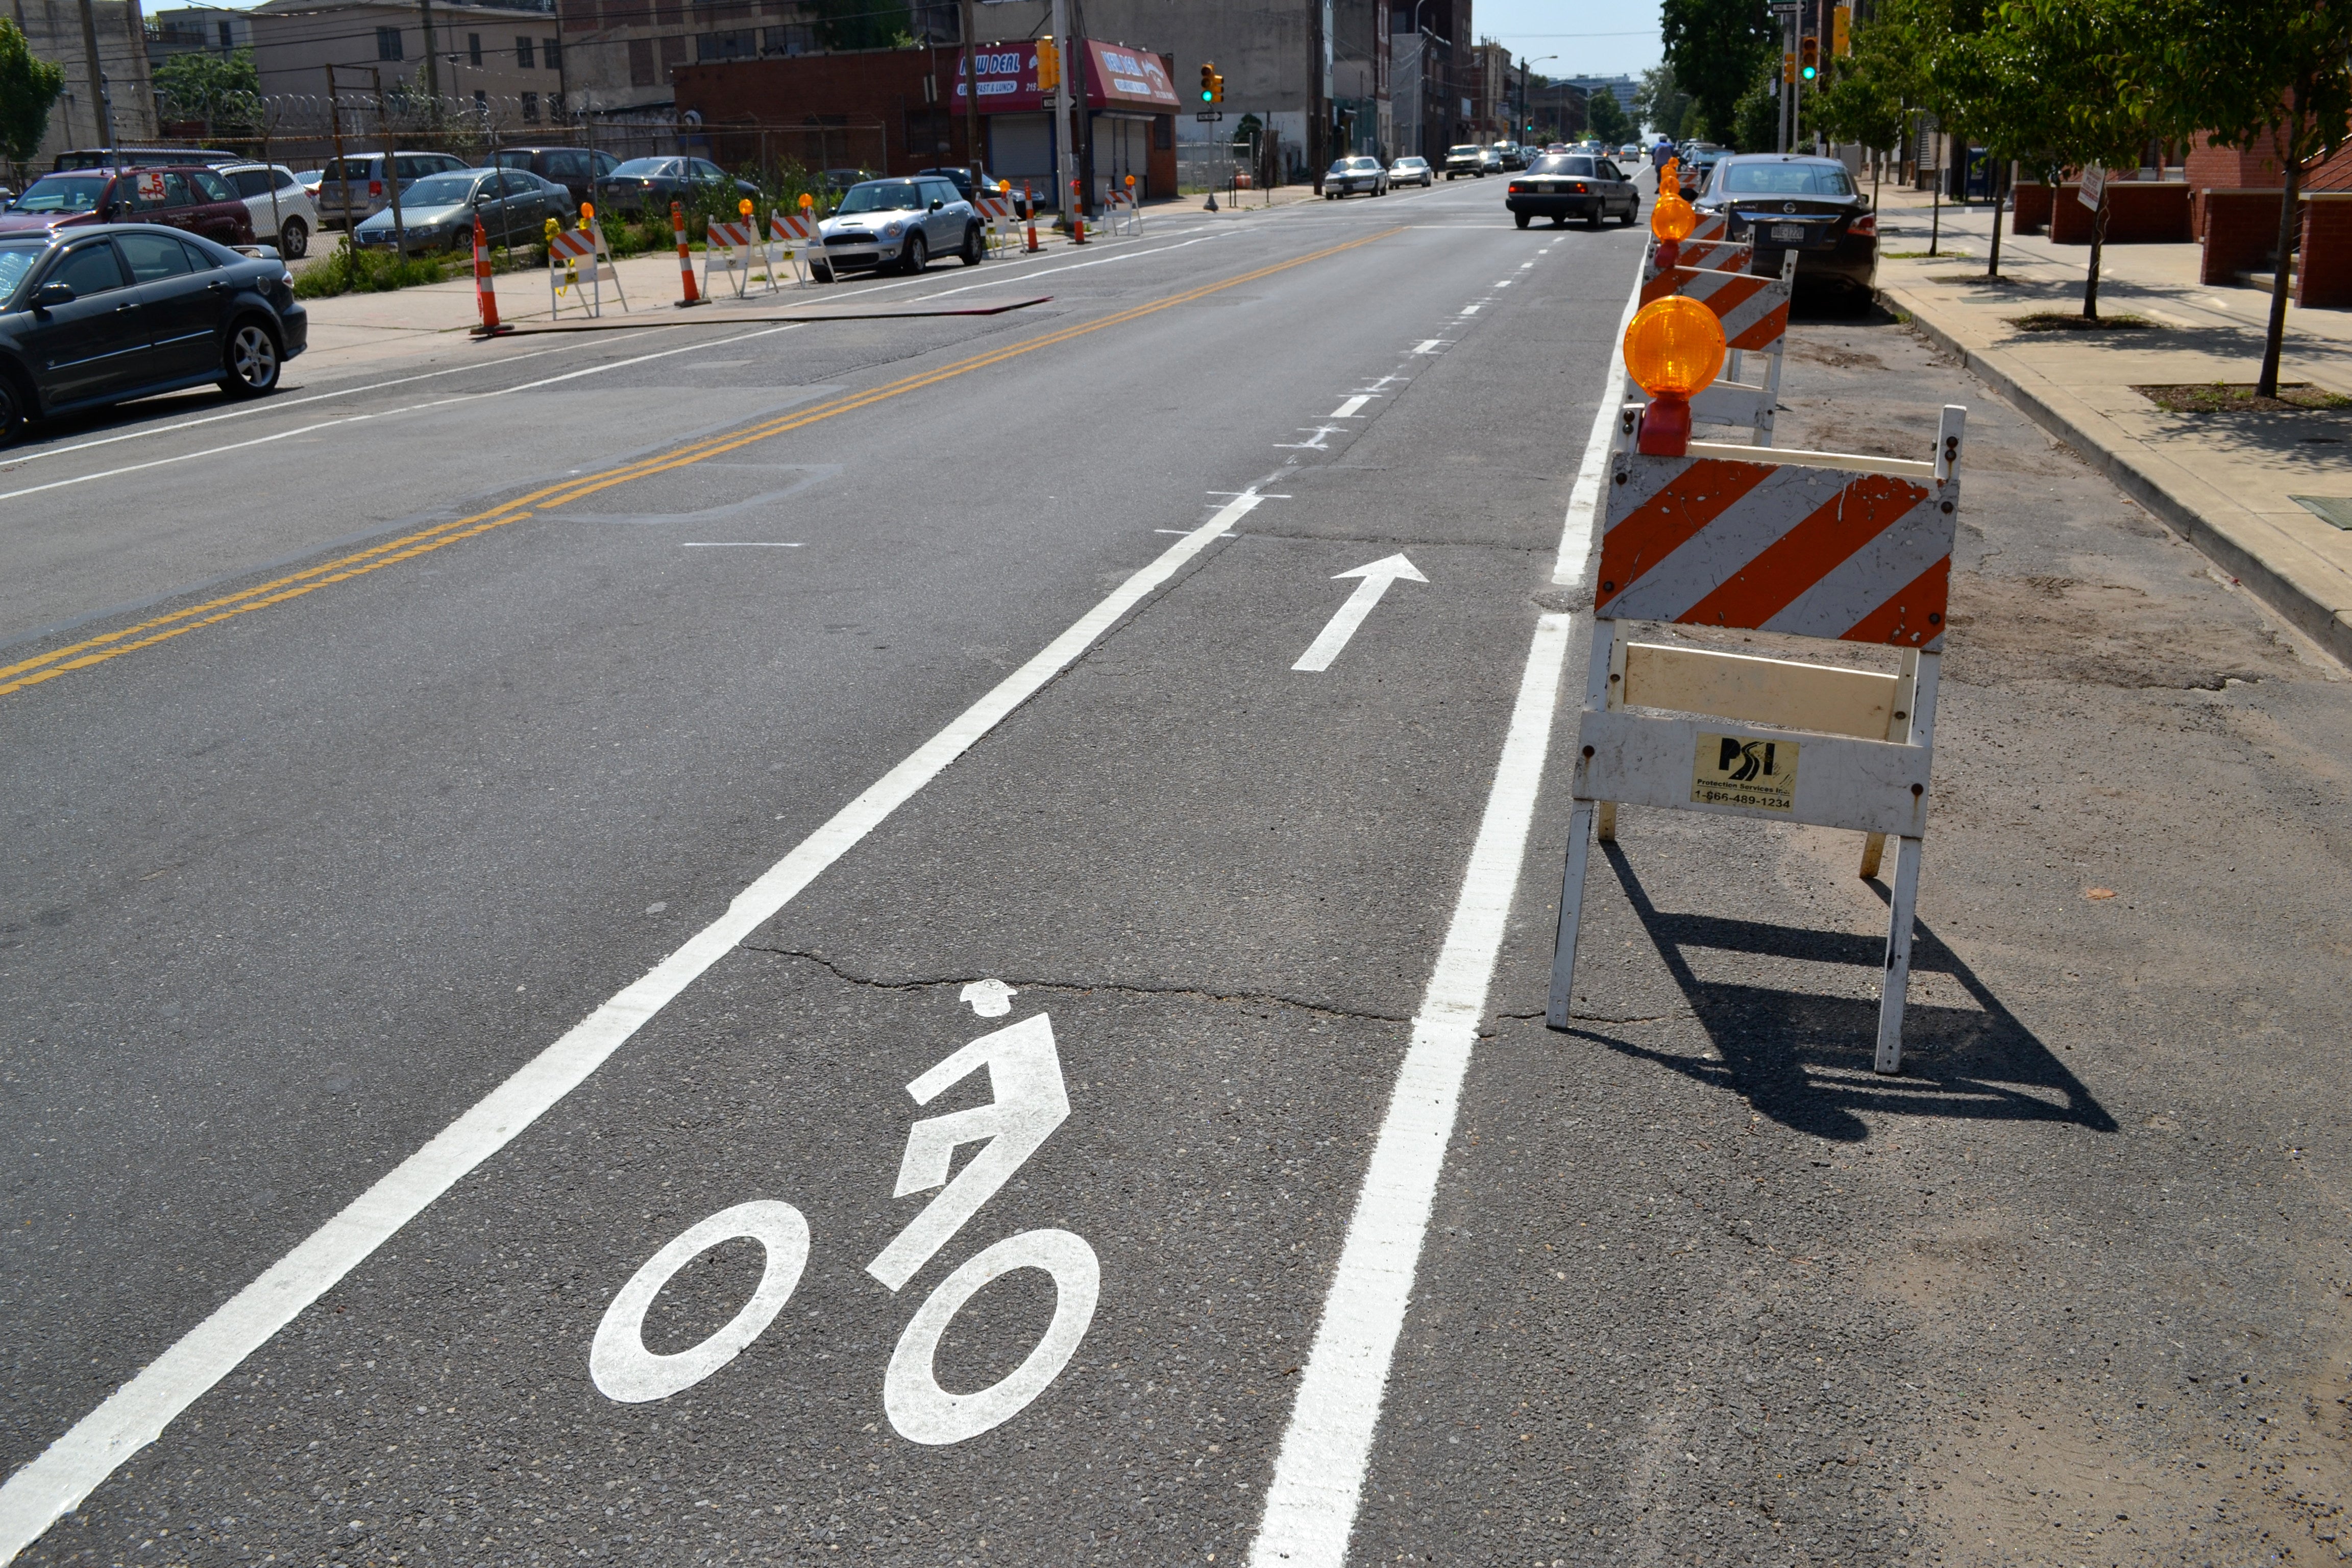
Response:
1732,70,1779,152
1634,64,1691,140
2137,0,2352,395
808,0,912,51
154,47,261,137
0,17,66,187
1815,5,1920,211
1587,87,1632,145
1661,0,1776,151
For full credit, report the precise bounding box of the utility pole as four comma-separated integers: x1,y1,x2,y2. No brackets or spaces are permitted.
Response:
418,0,439,102
76,0,114,157
372,66,409,257
1067,0,1090,218
959,0,982,187
1048,0,1071,220
1309,0,1328,187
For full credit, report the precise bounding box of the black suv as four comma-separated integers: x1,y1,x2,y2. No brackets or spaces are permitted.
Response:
1692,153,1878,301
486,146,625,212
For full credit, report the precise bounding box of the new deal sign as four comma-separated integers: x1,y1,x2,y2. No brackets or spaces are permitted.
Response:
952,41,1179,111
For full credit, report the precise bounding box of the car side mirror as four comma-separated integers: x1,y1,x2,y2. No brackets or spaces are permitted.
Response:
33,281,74,308
929,199,943,212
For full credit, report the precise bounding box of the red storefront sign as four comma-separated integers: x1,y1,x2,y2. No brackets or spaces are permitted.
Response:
952,40,1179,112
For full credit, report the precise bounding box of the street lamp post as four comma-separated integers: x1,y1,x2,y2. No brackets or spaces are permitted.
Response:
1519,53,1554,145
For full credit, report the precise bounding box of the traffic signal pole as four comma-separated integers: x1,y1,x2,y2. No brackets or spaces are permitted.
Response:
1048,0,1073,224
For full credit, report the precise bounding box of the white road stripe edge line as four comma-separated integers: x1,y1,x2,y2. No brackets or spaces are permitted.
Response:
0,487,1266,1564
1553,265,1643,589
1246,250,1636,1568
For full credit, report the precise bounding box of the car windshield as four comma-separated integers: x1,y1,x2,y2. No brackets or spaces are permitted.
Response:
401,173,484,206
1395,157,1425,167
12,174,110,213
0,241,43,298
611,158,680,177
1449,145,1480,157
1722,162,1856,197
1530,156,1595,176
836,181,923,214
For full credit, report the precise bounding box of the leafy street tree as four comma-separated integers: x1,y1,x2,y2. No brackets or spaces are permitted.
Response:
808,0,912,52
1661,0,1777,151
1815,3,1920,211
1587,87,1633,146
154,47,261,138
1732,72,1778,152
0,17,66,188
2139,0,2352,396
1634,64,1692,142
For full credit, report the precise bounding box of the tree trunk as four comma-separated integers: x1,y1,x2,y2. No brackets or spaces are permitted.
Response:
1987,159,2005,279
1929,159,1941,255
2082,190,2108,320
2259,151,2304,399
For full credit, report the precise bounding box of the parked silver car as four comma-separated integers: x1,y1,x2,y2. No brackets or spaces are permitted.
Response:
352,167,567,253
218,163,320,257
314,150,470,229
813,177,983,280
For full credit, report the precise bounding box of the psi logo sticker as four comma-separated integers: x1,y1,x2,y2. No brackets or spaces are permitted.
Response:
1692,732,1798,812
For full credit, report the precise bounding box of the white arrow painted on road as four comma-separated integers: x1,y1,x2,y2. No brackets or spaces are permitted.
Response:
1292,554,1428,672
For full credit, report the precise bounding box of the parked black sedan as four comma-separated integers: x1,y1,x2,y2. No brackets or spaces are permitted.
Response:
600,156,760,218
1693,154,1877,302
0,224,305,443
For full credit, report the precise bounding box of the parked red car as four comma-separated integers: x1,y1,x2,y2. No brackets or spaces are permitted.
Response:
0,166,256,247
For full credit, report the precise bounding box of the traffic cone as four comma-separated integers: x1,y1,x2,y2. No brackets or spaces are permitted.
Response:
1024,184,1040,253
471,214,509,337
673,200,702,308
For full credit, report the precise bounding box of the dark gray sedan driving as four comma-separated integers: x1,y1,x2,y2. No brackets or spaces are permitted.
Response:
0,224,306,441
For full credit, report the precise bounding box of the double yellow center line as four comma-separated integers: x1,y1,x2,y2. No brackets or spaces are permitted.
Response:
1,226,1404,701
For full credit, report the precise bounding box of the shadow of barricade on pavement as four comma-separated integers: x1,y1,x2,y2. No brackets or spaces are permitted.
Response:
1559,843,2118,1144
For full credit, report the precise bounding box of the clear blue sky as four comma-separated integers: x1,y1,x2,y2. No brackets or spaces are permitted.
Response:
1473,0,1663,83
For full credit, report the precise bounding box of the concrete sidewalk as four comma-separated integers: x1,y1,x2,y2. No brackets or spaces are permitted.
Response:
1867,187,2352,666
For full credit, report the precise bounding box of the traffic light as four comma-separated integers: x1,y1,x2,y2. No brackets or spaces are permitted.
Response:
1212,70,1224,103
1037,36,1060,92
1799,34,1819,80
1782,48,1796,83
1200,62,1215,103
1832,4,1852,55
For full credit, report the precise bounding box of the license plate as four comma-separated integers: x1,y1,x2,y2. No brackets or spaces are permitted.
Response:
1770,223,1805,241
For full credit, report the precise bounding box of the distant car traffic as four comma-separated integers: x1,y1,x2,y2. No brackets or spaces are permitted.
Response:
1,166,254,247
218,163,319,257
1388,155,1434,187
813,177,982,280
1324,156,1388,198
314,151,471,229
486,146,625,213
1680,146,1730,199
602,157,760,218
0,225,306,443
1507,153,1640,229
1619,143,1643,159
352,168,568,252
1444,143,1488,179
1693,153,1877,304
1492,141,1527,170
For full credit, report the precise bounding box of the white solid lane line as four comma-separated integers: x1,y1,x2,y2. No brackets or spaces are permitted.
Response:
1553,264,1643,589
1329,396,1374,418
1248,244,1637,1568
0,485,1269,1564
679,542,803,547
0,324,804,507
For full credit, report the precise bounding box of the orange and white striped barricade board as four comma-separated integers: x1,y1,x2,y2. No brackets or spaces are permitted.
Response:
1625,250,1798,445
1106,188,1142,236
1548,404,1969,1075
702,217,756,298
977,195,1016,253
765,211,819,287
547,221,628,318
1646,235,1753,275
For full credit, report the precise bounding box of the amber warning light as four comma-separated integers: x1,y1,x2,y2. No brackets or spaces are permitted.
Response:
1622,296,1725,457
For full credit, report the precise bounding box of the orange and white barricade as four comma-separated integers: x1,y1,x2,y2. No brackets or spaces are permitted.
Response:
764,209,820,287
547,210,628,319
702,215,757,298
1108,175,1142,236
1552,323,1967,1076
976,194,1016,254
1626,249,1798,445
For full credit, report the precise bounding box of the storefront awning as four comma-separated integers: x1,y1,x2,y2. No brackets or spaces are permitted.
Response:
952,40,1180,113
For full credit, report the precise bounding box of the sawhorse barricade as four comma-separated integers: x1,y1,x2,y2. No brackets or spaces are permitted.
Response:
1548,404,1969,1075
1628,248,1797,445
977,196,1016,254
1104,190,1142,237
547,217,628,319
703,218,756,298
764,211,820,288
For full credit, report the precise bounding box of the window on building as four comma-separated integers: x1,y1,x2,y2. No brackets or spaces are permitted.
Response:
627,37,656,84
759,21,812,53
695,28,753,59
473,89,488,112
468,32,482,64
657,32,686,76
216,20,232,49
517,35,535,66
376,26,403,60
521,91,540,121
655,0,682,26
543,36,560,67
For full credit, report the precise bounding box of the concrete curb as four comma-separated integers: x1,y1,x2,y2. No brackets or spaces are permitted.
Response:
1878,279,2352,670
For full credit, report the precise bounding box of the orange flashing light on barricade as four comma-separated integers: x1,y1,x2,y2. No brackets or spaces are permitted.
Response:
672,200,702,307
1623,295,1725,456
1649,187,1697,270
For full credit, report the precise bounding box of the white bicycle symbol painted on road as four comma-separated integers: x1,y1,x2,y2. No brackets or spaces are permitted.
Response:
587,1008,1097,1444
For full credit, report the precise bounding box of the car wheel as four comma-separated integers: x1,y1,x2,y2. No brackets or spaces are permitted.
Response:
0,369,27,446
218,319,281,398
1514,211,1531,230
1618,202,1637,227
1585,208,1604,230
1552,215,1568,227
811,260,834,283
961,223,983,265
901,232,927,274
279,216,309,258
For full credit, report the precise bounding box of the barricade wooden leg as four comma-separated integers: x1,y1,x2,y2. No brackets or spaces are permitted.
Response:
1597,801,1617,842
1546,801,1598,1031
1858,831,1884,879
1874,835,1923,1074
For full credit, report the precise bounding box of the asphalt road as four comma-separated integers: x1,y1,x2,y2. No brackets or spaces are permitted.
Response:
3,173,2350,1567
